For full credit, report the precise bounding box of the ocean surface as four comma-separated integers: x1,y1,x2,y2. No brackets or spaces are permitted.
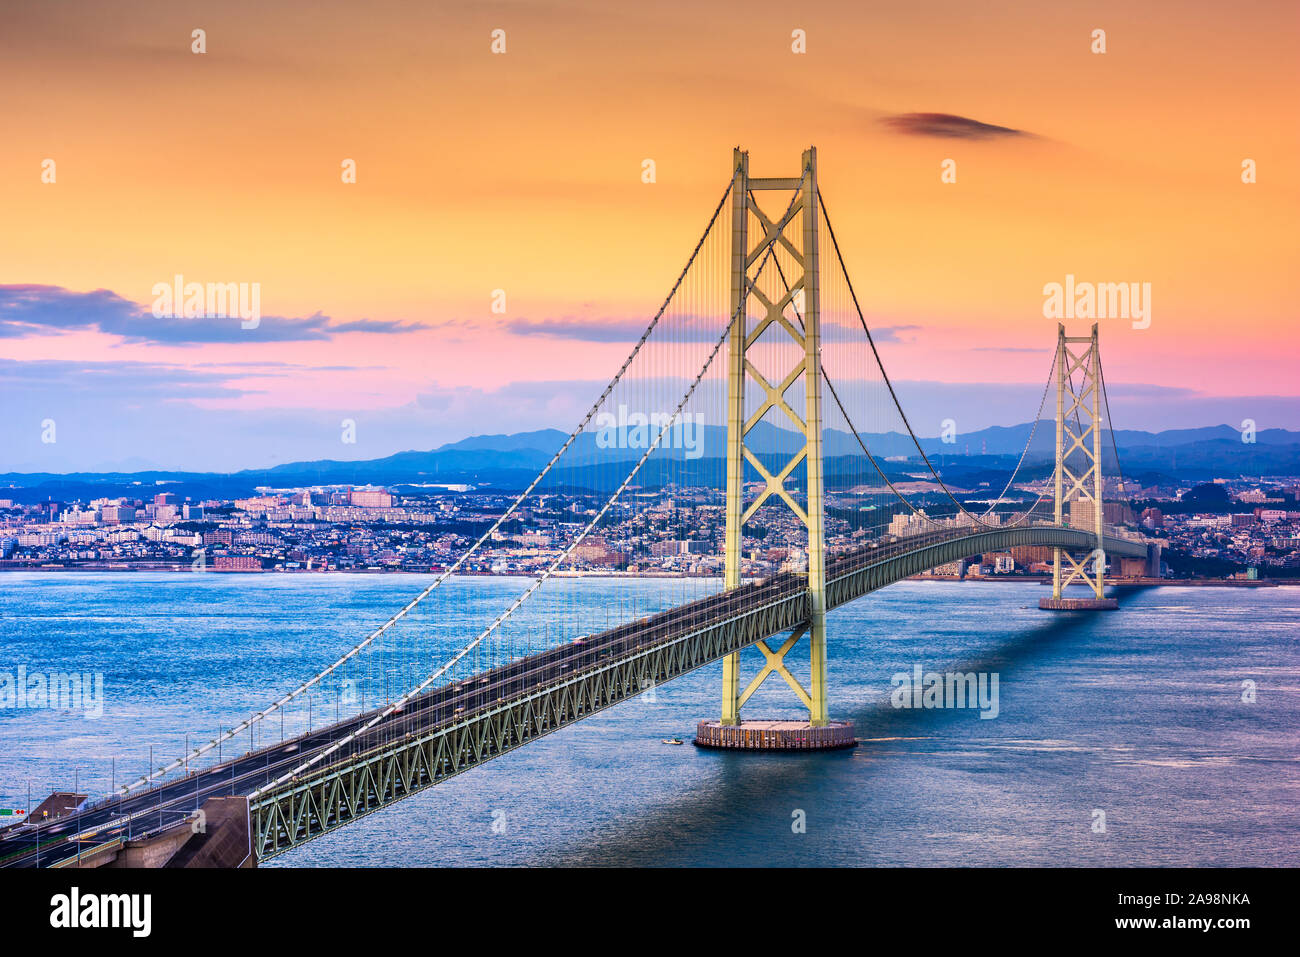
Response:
1,572,1297,866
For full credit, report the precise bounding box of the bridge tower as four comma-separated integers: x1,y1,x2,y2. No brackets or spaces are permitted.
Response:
1039,322,1119,611
695,147,856,751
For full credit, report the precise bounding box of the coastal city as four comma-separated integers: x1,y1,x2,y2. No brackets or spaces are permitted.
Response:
3,475,1298,581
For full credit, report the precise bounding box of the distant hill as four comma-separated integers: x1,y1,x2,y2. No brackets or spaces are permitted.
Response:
2,422,1298,503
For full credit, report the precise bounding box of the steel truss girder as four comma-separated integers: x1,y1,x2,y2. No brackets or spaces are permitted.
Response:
249,525,1144,861
823,527,1145,611
250,589,811,861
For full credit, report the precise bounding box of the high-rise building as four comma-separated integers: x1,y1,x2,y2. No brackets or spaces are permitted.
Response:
349,488,393,508
1069,499,1132,529
1140,507,1164,529
101,503,137,524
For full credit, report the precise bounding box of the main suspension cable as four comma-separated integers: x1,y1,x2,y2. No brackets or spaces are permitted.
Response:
777,213,1054,530
253,244,790,798
252,184,805,797
107,176,738,802
817,188,1056,529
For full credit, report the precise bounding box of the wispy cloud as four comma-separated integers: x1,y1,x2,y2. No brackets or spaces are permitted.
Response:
417,314,716,344
503,316,653,342
0,356,252,401
881,112,1025,140
498,317,923,345
4,352,1297,473
508,313,741,342
867,323,921,343
0,284,420,345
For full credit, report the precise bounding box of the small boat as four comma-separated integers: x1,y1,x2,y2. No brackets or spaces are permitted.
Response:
661,737,684,746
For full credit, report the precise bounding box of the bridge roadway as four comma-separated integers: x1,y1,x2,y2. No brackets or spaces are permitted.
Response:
0,523,1145,867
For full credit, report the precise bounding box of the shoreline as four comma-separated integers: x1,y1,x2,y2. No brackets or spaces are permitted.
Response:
0,565,1294,587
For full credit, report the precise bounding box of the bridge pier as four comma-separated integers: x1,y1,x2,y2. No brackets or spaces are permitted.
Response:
694,719,856,751
1038,596,1118,611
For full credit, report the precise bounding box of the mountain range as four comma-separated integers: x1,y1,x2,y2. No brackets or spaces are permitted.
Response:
3,422,1298,505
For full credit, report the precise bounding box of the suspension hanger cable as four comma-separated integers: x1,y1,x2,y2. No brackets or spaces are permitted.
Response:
774,222,1055,530
251,184,804,798
817,187,1058,529
107,176,738,803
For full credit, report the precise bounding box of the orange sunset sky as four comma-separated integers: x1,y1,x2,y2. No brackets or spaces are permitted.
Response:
1,0,1297,471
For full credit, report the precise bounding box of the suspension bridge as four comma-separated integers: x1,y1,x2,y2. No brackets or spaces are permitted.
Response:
0,147,1151,868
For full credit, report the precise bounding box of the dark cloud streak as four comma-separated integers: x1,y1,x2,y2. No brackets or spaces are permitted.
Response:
881,112,1025,139
0,284,420,345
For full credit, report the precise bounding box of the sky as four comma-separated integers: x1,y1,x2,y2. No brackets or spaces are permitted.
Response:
2,0,1297,472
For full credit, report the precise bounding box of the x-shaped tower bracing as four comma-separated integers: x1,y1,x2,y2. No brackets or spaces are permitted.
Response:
1051,322,1109,600
720,147,829,726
